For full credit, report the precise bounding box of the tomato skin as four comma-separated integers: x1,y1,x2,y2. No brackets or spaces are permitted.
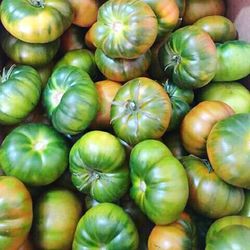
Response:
239,190,250,217
0,0,73,43
43,66,99,135
1,29,60,66
181,101,234,157
206,225,250,250
198,81,250,114
111,77,172,146
159,26,217,89
91,0,158,59
207,113,250,189
143,0,179,41
0,123,69,186
214,40,250,82
206,216,250,250
0,176,33,250
17,238,33,250
148,212,197,250
32,188,82,250
162,131,188,159
95,48,151,82
69,0,98,27
69,131,129,202
130,140,189,225
0,65,42,125
162,80,194,131
73,203,139,250
181,155,244,219
60,25,86,53
193,15,237,43
183,0,225,25
91,80,122,129
54,49,99,80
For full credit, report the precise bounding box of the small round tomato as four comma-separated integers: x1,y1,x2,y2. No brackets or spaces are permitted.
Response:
69,0,99,27
183,0,225,25
91,80,122,129
193,15,237,43
148,212,197,250
207,113,250,189
181,101,234,157
0,176,33,250
198,81,250,114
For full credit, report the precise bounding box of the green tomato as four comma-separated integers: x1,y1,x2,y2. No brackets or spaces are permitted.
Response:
193,15,237,43
159,25,217,89
69,130,129,202
0,65,42,125
207,113,250,189
90,0,157,59
214,40,250,81
0,123,69,186
32,188,82,250
198,81,250,114
181,155,244,218
73,203,139,250
130,139,189,225
43,66,99,135
54,49,98,80
1,28,60,66
0,176,33,250
239,190,250,217
111,77,172,146
95,48,151,82
0,0,73,43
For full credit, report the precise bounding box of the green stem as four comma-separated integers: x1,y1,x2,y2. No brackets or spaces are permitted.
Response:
1,64,16,82
29,0,45,8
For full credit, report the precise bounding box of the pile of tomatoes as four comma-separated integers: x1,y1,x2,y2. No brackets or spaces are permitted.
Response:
0,0,249,249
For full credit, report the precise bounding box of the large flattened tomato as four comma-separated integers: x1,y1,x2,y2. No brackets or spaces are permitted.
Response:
90,0,158,59
0,0,73,43
214,40,250,82
1,29,60,66
207,113,250,189
205,216,250,250
69,131,129,202
183,0,225,25
130,140,188,225
193,15,237,43
111,77,172,146
180,101,234,157
0,123,69,186
181,155,244,219
95,48,151,82
0,65,42,125
32,188,82,250
198,81,250,114
73,203,139,250
148,212,197,250
159,25,217,89
43,66,99,135
0,176,33,250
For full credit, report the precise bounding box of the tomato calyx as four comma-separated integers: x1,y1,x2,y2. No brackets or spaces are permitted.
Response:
163,43,181,72
29,0,45,8
1,64,16,83
126,100,138,112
